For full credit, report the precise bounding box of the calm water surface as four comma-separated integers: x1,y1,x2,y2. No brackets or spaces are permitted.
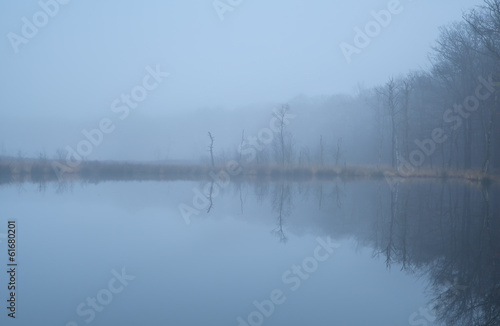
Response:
0,179,498,326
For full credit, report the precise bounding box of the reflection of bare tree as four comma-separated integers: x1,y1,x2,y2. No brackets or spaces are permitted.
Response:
372,182,398,269
255,179,498,325
296,181,311,202
370,182,500,326
314,181,345,211
330,180,345,209
254,182,270,203
207,180,214,213
315,183,323,209
55,179,74,194
238,183,244,214
434,184,500,326
385,182,397,268
271,182,293,243
430,281,470,326
37,179,47,193
399,193,409,271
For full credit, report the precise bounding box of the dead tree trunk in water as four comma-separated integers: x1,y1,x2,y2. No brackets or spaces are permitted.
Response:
208,132,215,167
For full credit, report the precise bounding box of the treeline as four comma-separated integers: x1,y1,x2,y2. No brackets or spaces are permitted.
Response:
204,1,500,174
360,0,500,173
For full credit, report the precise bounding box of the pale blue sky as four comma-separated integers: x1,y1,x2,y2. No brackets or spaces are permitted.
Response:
1,0,484,119
0,0,487,161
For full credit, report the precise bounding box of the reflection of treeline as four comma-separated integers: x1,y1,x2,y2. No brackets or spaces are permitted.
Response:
291,180,500,326
0,157,498,186
243,180,499,325
0,157,54,184
375,182,500,326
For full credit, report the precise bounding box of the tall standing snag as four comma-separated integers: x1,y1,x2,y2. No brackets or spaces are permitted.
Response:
274,104,292,166
208,132,215,167
376,78,400,169
333,137,343,166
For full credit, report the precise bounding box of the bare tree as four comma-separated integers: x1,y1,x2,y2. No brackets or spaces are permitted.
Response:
400,77,413,161
272,104,294,166
319,135,324,165
376,78,400,168
55,148,67,161
208,132,215,167
333,137,343,166
464,0,500,61
464,1,500,172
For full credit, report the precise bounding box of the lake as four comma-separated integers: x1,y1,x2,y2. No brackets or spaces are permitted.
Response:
0,178,498,326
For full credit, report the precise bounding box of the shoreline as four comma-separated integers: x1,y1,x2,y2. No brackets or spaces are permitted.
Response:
0,158,498,186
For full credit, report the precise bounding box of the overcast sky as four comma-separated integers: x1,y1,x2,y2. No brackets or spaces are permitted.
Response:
1,0,485,120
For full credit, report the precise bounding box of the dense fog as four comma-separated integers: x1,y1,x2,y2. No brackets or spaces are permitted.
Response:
3,0,497,174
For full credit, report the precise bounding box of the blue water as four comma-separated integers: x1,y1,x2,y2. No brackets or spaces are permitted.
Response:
0,179,490,326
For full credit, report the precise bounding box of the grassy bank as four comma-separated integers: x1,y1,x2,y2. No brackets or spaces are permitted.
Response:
0,158,498,186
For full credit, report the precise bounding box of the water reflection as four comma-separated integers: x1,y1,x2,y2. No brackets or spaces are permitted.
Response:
200,179,499,326
3,177,499,325
270,182,292,243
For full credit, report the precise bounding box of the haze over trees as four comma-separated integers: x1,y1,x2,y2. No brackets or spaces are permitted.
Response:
191,0,500,176
0,1,499,183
